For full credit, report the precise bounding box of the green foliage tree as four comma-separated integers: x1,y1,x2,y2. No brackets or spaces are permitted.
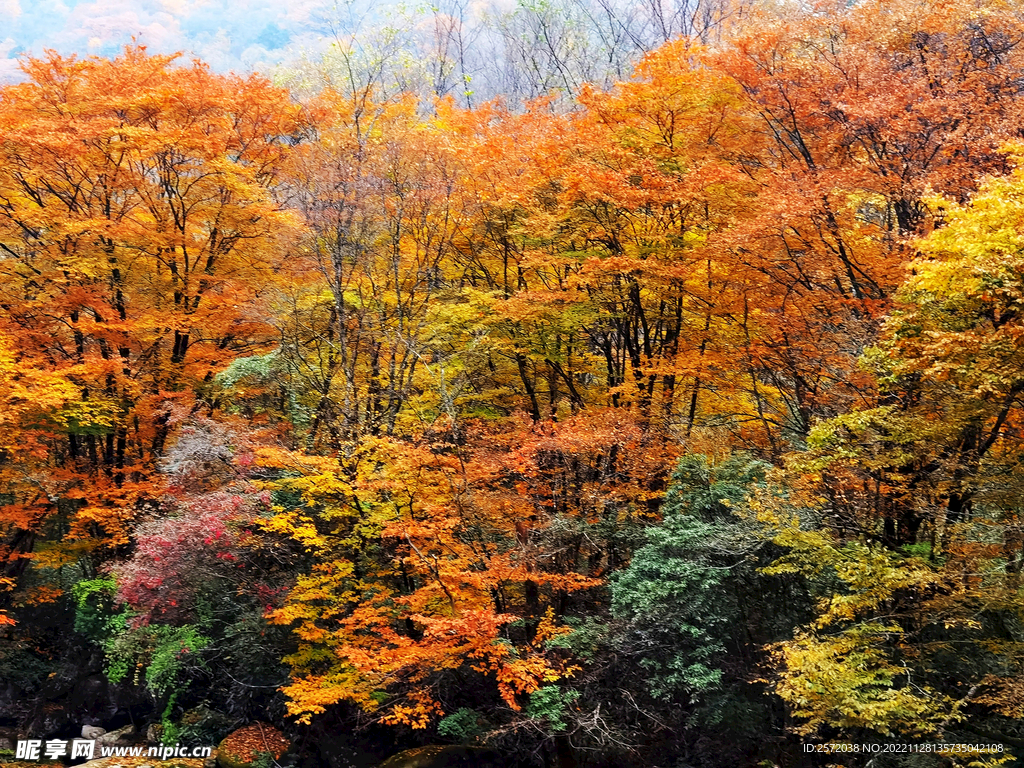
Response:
601,454,807,763
613,454,770,702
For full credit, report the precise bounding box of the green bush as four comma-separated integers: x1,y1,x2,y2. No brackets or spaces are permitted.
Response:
525,687,580,733
437,707,487,742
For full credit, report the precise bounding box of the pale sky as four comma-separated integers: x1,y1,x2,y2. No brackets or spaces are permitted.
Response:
0,0,650,100
0,0,354,81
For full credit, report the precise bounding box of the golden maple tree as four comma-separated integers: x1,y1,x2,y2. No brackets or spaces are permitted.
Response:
0,47,302,612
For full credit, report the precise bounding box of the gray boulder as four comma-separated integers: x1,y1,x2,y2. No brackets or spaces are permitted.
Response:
96,724,136,746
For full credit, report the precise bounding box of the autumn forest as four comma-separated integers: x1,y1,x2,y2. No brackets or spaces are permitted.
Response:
2,0,1024,765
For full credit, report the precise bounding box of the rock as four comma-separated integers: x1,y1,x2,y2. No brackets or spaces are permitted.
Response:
0,682,20,713
0,727,18,751
96,724,136,746
82,725,106,739
40,670,77,700
68,675,119,722
376,746,503,768
146,723,163,746
204,753,219,768
26,702,71,738
217,723,290,768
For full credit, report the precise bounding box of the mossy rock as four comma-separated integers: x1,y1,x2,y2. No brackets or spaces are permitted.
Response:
216,724,290,768
376,746,503,768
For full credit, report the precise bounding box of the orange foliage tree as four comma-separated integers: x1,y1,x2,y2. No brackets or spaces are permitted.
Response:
0,48,302,611
712,0,1024,446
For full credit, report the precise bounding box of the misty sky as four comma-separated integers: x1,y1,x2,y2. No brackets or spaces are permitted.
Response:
0,0,377,81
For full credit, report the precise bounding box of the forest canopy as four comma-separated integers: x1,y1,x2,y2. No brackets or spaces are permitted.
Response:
2,0,1024,766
